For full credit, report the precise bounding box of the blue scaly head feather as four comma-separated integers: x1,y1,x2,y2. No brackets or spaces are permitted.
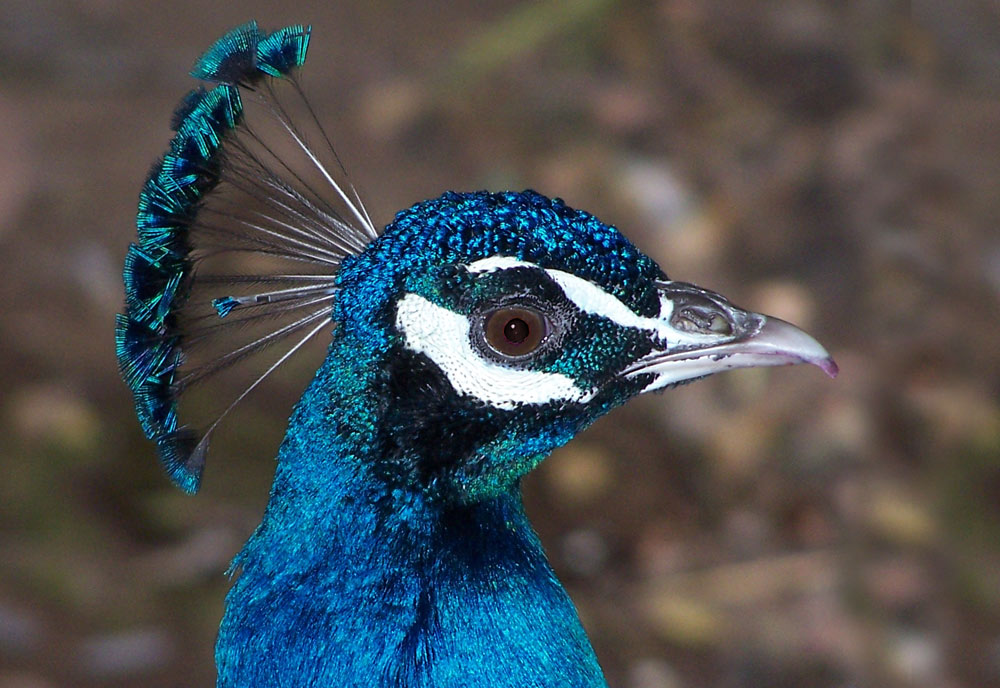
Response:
120,22,837,688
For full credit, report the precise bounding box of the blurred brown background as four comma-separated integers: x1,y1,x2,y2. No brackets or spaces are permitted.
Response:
1,1,998,686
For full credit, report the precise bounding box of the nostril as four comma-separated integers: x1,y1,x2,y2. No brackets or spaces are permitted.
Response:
672,306,733,335
709,313,732,335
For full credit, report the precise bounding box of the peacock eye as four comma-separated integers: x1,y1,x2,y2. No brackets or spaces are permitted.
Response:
483,307,548,357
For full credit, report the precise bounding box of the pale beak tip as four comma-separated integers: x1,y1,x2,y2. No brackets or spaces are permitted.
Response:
817,356,839,379
749,317,838,379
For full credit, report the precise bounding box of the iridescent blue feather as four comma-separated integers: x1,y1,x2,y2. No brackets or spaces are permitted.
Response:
169,85,242,161
156,430,202,494
114,314,181,439
212,296,240,318
189,21,264,84
189,21,311,85
170,87,209,130
122,245,185,327
256,25,311,77
135,174,195,254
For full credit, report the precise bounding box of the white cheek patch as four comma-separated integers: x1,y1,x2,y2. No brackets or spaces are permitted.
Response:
395,293,596,410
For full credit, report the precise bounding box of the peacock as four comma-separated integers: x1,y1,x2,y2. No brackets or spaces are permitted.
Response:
116,22,837,687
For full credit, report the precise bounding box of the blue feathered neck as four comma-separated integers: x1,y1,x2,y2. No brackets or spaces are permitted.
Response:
215,332,607,687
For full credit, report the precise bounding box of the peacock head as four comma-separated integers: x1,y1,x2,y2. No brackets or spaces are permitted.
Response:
119,23,837,500
328,190,837,501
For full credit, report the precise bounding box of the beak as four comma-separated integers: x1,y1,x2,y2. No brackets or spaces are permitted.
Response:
626,281,838,393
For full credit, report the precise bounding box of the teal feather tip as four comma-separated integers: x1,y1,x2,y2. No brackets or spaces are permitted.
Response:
190,20,312,84
189,21,263,83
212,296,240,318
256,25,311,77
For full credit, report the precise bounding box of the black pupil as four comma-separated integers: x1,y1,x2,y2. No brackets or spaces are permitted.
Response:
504,318,529,343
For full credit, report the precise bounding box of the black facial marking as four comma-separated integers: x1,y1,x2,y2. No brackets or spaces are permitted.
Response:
377,346,506,488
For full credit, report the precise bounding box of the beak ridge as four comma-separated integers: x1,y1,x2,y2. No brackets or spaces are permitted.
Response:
626,284,838,393
732,316,839,378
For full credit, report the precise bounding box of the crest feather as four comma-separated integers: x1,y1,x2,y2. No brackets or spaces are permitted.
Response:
118,23,376,492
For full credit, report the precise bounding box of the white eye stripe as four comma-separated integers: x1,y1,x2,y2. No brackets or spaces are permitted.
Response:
543,269,659,331
467,255,717,349
467,256,658,329
544,270,719,349
395,293,595,410
466,256,536,274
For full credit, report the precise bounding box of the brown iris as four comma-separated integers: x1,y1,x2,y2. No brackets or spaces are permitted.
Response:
484,307,547,357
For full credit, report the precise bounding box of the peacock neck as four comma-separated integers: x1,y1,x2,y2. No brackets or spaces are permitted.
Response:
215,338,608,687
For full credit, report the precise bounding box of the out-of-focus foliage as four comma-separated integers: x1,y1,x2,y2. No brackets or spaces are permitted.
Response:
0,1,997,686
